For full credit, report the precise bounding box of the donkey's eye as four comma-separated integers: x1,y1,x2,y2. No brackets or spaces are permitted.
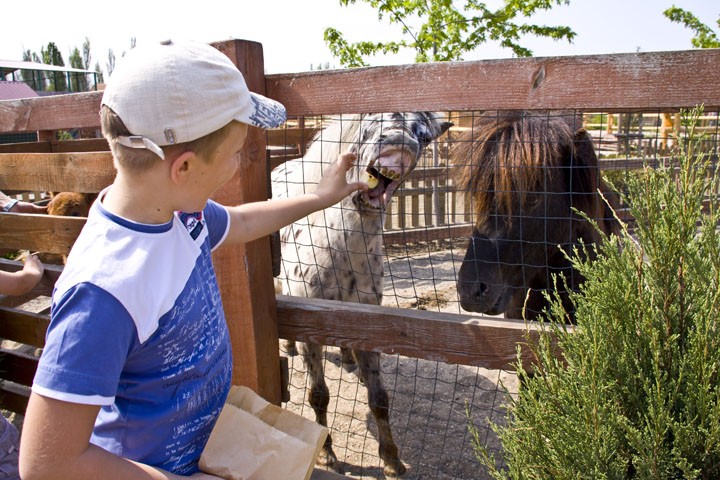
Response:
413,124,432,146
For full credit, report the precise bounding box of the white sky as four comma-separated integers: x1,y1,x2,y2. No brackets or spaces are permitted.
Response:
1,0,717,75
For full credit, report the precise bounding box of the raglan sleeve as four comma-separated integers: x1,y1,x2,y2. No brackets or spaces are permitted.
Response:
32,283,137,406
202,199,230,251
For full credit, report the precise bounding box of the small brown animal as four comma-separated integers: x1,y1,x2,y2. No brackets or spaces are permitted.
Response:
47,192,96,217
40,192,97,264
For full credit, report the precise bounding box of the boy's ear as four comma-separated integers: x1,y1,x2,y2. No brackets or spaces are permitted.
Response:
169,150,196,185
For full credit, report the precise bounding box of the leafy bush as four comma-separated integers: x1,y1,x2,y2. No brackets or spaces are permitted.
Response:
473,107,720,479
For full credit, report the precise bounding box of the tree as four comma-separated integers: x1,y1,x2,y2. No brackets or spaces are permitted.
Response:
19,49,41,91
94,62,105,85
664,6,720,49
68,47,88,92
106,49,116,77
41,42,67,92
324,0,576,67
82,37,92,69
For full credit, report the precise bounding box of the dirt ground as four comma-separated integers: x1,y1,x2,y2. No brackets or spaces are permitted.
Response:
282,241,519,479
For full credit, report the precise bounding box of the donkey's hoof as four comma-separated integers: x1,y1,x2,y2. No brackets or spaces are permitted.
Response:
383,460,407,478
341,361,358,373
317,450,344,473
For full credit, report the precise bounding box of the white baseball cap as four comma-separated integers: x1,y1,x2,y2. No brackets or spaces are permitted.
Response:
101,39,287,159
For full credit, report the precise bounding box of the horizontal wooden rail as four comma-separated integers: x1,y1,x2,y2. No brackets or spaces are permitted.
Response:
0,306,50,347
0,381,30,414
0,213,85,254
275,294,552,371
0,348,40,386
383,223,472,245
266,49,720,116
3,50,719,136
0,152,114,192
0,90,102,133
0,138,109,154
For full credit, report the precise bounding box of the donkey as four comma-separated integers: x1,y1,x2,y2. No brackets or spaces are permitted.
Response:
272,112,452,477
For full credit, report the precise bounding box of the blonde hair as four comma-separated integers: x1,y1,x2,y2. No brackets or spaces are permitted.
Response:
101,106,235,172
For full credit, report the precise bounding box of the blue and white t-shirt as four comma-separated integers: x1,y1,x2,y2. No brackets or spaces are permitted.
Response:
33,191,233,474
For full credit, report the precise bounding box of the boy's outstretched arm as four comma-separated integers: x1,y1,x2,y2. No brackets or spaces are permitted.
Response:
223,152,367,245
20,393,222,480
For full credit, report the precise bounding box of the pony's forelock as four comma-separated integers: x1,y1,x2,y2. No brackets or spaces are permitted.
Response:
454,114,573,227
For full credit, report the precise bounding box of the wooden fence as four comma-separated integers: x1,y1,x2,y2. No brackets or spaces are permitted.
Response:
1,40,719,415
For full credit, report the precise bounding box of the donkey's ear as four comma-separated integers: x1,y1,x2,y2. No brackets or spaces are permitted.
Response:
439,121,454,136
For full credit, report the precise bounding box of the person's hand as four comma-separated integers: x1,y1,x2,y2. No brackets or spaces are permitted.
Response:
11,201,47,214
314,152,368,206
22,253,44,285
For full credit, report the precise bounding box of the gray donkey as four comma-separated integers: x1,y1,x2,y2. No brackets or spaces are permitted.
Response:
272,112,452,477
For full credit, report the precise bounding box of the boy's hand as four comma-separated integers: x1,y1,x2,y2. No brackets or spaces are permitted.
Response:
315,152,368,206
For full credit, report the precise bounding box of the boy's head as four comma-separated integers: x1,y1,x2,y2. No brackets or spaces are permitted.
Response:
101,39,286,169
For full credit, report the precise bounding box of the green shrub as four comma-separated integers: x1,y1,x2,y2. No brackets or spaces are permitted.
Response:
473,107,720,479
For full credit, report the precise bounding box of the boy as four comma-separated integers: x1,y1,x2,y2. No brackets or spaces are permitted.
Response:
19,39,365,479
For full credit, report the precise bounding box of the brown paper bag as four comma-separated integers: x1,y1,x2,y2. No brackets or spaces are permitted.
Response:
199,385,328,480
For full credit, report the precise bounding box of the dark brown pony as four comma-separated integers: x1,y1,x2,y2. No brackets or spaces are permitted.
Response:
453,113,620,321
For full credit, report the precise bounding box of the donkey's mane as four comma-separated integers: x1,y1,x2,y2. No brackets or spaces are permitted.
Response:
453,114,576,225
298,115,363,182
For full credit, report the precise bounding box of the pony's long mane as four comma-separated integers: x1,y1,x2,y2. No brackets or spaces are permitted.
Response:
453,113,608,229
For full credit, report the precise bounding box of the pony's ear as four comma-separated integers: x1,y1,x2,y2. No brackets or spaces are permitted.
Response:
569,128,600,191
567,128,601,219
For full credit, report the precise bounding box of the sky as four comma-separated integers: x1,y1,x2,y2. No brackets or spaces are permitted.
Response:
1,0,717,76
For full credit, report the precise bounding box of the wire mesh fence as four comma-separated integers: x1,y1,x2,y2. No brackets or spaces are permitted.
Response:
270,108,720,478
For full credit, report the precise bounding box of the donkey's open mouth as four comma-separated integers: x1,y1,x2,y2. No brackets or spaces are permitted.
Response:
356,147,417,210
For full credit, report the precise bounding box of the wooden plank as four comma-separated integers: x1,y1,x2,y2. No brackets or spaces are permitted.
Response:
0,381,30,414
0,306,50,347
49,138,109,153
0,152,114,192
383,222,471,245
0,90,103,134
276,295,549,371
0,213,85,255
0,348,39,386
266,49,720,116
0,138,109,154
1,50,717,137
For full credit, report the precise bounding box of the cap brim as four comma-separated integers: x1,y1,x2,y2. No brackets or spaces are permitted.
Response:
237,93,287,129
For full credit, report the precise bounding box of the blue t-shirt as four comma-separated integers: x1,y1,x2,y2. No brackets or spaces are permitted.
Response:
33,191,233,474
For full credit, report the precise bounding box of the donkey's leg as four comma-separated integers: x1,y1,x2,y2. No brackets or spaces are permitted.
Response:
353,349,406,477
300,341,340,471
281,339,298,356
339,346,357,372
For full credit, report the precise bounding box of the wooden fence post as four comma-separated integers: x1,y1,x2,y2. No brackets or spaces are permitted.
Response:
209,39,282,404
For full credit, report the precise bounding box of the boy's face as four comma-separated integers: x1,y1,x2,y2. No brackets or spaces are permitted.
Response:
184,122,249,210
